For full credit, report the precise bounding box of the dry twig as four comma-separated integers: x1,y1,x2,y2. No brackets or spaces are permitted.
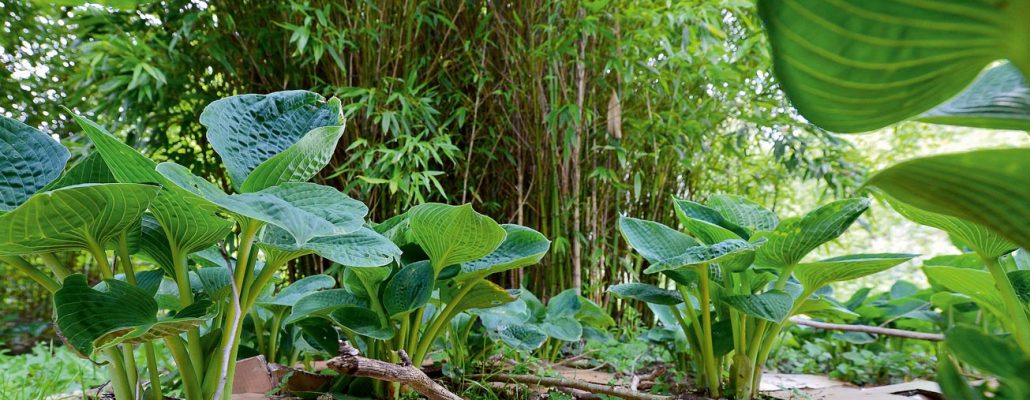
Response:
326,342,461,400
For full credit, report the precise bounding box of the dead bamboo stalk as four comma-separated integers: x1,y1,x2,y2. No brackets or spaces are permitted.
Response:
466,373,671,400
790,317,944,341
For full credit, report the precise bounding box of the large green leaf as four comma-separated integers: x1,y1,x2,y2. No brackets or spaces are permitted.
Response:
884,195,1016,259
43,153,113,191
1010,270,1030,304
137,214,175,275
672,199,744,243
257,275,336,309
758,0,1030,133
54,274,212,358
722,290,793,323
330,307,394,340
285,289,369,324
576,297,616,329
754,198,869,269
607,283,683,305
258,227,400,267
457,224,549,281
382,260,434,317
917,62,1030,130
705,194,778,236
201,91,342,187
541,317,582,342
490,323,548,351
408,203,507,271
0,117,70,211
923,265,1006,318
619,216,703,267
644,239,760,274
445,280,518,313
546,289,583,320
794,253,917,292
945,326,1030,392
0,184,159,255
240,125,346,192
344,265,392,300
871,150,1029,251
158,162,361,245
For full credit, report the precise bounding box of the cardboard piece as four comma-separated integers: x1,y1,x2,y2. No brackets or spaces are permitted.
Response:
232,355,276,395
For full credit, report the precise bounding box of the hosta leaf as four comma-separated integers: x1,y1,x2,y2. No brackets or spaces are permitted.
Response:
795,296,859,321
884,195,1016,259
43,153,114,191
240,125,345,192
672,199,743,243
382,260,434,316
541,317,582,342
643,239,759,274
607,283,683,305
476,293,531,328
55,274,211,358
491,323,548,351
794,253,917,292
924,253,984,269
138,214,175,275
619,216,704,270
445,280,517,313
285,289,369,324
158,162,361,245
546,288,582,320
408,203,506,270
258,274,336,309
917,62,1030,130
457,224,549,281
258,227,400,267
344,265,392,300
201,91,342,187
871,150,1029,251
705,194,778,235
946,326,1030,384
0,116,70,211
1009,270,1030,303
723,290,793,323
329,307,394,340
758,0,1028,133
576,297,616,329
194,267,232,301
0,183,159,255
923,266,1005,318
754,198,869,269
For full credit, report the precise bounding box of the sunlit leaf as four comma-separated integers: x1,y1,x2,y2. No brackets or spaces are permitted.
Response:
457,224,549,281
408,203,506,271
754,198,869,269
917,62,1030,130
794,253,917,292
722,290,793,323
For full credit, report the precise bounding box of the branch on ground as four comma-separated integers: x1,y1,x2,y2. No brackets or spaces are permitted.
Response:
790,317,944,341
326,342,462,400
467,373,672,400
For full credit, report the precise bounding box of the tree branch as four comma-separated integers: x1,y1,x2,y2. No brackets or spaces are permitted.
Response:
466,373,671,400
790,317,944,341
326,342,461,400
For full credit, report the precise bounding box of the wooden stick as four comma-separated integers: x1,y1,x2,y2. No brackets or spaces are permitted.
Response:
466,373,671,400
326,342,462,400
789,317,944,341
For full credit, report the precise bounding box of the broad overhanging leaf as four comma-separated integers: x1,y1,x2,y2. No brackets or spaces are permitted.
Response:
705,194,779,236
794,253,917,292
620,216,701,263
382,260,434,317
0,116,70,211
870,149,1029,251
200,91,342,188
257,274,336,310
240,125,346,192
645,239,760,274
457,224,550,281
257,226,401,267
758,0,1030,133
0,183,159,255
672,199,744,243
546,289,583,320
408,203,507,271
917,62,1030,130
722,290,793,323
443,280,518,314
43,153,116,191
285,289,369,324
55,274,212,358
607,283,683,305
754,198,869,269
881,194,1016,259
923,265,1006,319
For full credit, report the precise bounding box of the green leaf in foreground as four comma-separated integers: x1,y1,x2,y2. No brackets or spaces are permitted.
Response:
382,260,434,317
870,149,1029,251
794,253,917,293
917,62,1030,130
722,290,793,323
240,125,346,192
754,198,869,269
0,116,70,211
55,274,212,358
458,224,550,281
923,266,1006,319
408,203,507,270
608,283,683,305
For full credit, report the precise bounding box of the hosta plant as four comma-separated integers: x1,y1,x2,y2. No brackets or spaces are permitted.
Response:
611,195,914,399
0,90,399,400
285,203,550,398
474,288,615,362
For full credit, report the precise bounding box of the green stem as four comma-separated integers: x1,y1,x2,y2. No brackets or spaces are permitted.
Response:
104,348,135,400
1,256,61,292
143,342,164,400
40,253,71,280
983,255,1030,352
407,307,424,353
269,310,284,363
698,265,720,398
165,336,204,400
170,249,206,383
413,281,477,366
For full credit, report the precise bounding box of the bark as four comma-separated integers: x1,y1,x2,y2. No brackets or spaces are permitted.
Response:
326,343,461,400
467,373,671,400
790,317,944,341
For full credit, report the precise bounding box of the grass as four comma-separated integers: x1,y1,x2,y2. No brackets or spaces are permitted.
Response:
0,341,105,400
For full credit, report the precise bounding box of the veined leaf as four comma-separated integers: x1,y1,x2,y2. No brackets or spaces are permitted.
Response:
137,214,175,275
871,150,1029,251
0,184,159,255
240,125,346,192
344,265,392,300
722,290,793,323
923,266,1006,318
754,198,869,269
408,203,506,271
794,253,917,292
257,274,336,309
706,194,778,235
672,199,743,243
946,326,1030,385
329,307,394,340
1009,270,1030,304
884,195,1016,259
285,289,369,324
546,289,583,320
758,0,1029,133
0,116,70,211
918,62,1030,130
43,153,114,191
541,317,582,342
457,224,549,281
576,297,616,329
55,274,212,358
491,323,548,351
201,91,342,188
644,239,759,274
446,280,518,313
382,260,434,316
258,226,400,267
608,283,683,305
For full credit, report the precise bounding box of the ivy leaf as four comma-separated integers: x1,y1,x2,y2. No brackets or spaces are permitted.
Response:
54,274,212,358
0,116,70,211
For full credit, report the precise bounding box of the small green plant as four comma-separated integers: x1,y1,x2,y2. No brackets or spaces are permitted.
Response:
0,91,399,399
611,195,914,399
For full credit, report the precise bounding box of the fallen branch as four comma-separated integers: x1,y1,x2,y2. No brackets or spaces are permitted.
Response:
326,342,461,400
790,317,944,341
467,373,671,400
